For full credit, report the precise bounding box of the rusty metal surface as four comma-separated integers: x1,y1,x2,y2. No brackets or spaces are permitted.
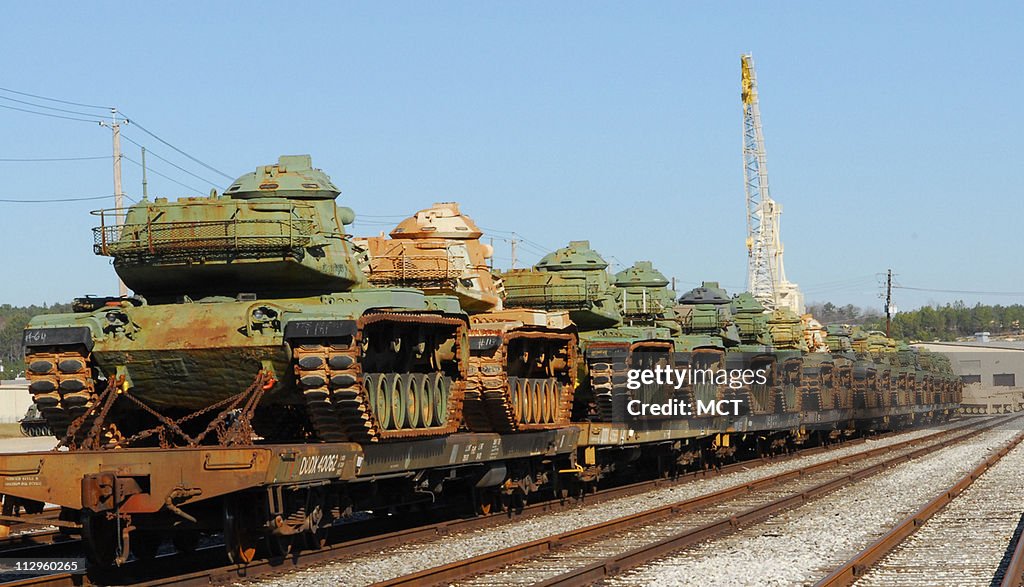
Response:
1001,530,1024,587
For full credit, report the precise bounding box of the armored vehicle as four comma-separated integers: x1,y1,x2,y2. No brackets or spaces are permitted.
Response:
18,404,49,437
24,156,468,447
674,282,741,409
355,202,577,432
501,242,675,421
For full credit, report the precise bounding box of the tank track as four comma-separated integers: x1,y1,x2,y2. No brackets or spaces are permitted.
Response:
24,348,99,439
463,331,575,432
586,357,623,421
294,313,466,443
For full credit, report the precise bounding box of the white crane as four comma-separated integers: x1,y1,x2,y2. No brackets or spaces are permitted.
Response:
741,54,804,315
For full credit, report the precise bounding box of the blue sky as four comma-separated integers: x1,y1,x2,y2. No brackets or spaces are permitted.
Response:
1,2,1021,311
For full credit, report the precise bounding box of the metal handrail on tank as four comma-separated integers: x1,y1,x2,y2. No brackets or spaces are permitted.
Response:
366,252,465,283
91,204,317,262
503,282,602,309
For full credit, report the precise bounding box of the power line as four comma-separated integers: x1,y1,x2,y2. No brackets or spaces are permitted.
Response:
893,285,1024,296
122,155,204,195
121,135,221,188
0,94,107,120
0,194,114,203
0,85,111,110
0,102,101,123
0,155,108,162
121,116,233,181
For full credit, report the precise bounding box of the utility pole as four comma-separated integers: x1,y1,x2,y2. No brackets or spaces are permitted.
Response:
510,237,518,270
100,108,128,297
141,146,148,199
885,269,893,336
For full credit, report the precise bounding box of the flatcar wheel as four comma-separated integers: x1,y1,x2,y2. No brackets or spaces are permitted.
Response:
131,530,161,560
265,532,292,558
223,501,257,565
81,513,118,567
172,530,201,554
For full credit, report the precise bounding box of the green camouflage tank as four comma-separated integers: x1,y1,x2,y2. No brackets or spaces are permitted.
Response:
24,155,468,447
674,282,741,408
502,243,675,421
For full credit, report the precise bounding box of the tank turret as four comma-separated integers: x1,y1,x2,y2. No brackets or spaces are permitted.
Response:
676,282,741,345
730,293,772,347
92,155,364,301
354,202,501,312
612,261,679,331
502,240,621,329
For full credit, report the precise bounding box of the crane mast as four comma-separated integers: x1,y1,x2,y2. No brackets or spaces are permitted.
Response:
741,54,804,314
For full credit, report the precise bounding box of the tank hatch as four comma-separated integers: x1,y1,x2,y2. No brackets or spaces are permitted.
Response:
389,202,483,239
678,281,731,305
536,240,608,271
224,154,340,200
613,261,670,288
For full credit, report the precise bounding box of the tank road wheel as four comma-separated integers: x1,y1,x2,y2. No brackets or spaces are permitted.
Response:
540,380,552,423
365,374,389,430
426,373,445,427
223,501,258,565
81,513,118,567
436,374,453,427
410,374,431,429
547,380,559,423
536,379,544,422
404,374,420,429
385,373,406,430
511,378,526,424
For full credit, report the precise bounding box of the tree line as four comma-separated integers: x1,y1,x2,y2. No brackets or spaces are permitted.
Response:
809,301,1024,341
0,303,72,379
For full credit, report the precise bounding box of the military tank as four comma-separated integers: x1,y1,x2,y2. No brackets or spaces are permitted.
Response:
729,292,778,413
674,282,741,410
23,155,469,447
18,405,50,437
800,313,838,411
824,324,857,409
354,202,577,433
501,242,675,421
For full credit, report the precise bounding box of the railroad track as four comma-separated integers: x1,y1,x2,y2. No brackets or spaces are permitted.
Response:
816,430,1024,587
366,416,1020,587
0,418,987,587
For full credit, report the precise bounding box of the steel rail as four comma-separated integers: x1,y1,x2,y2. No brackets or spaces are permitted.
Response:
372,416,1016,587
1001,526,1024,587
816,428,1024,587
